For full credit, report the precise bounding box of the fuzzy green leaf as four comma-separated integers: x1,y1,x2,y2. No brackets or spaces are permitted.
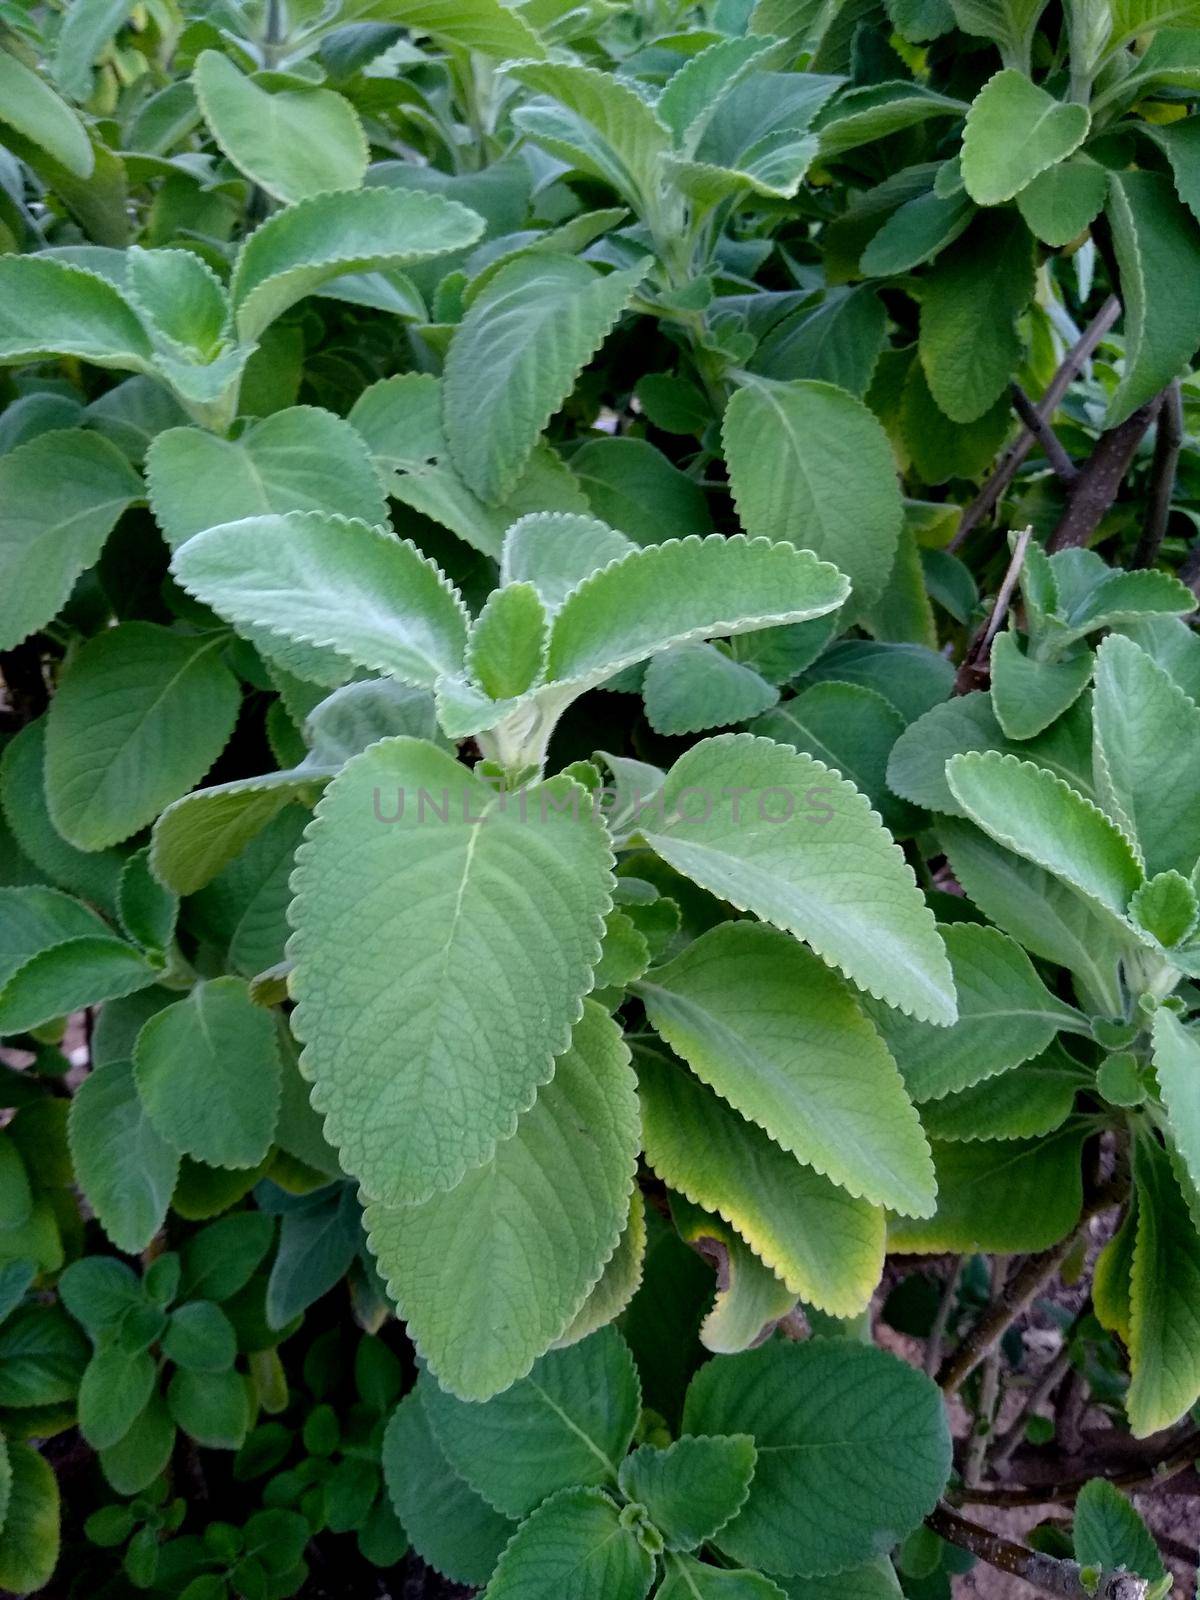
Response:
1127,1133,1200,1436
1016,158,1108,246
990,633,1094,740
0,51,93,177
67,1060,179,1255
482,1486,655,1600
658,1557,787,1599
961,70,1088,205
618,1434,757,1552
0,257,151,372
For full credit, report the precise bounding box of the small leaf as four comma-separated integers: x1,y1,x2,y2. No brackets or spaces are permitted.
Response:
193,50,367,203
467,582,548,699
67,1060,179,1254
133,977,282,1169
0,52,93,177
618,1435,757,1551
1127,1133,1200,1436
0,1442,60,1594
162,1301,237,1373
482,1486,655,1600
682,1341,952,1577
644,645,778,736
79,1344,156,1449
723,378,902,608
444,256,646,503
990,633,1093,740
1016,159,1108,246
1130,871,1197,947
167,1366,250,1450
500,512,634,613
961,70,1088,206
1073,1479,1166,1584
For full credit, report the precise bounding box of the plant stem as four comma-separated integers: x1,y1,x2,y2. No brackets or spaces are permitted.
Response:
991,1312,1083,1468
1132,380,1184,568
1047,394,1164,553
951,296,1120,551
928,1505,1150,1598
954,524,1032,693
1010,383,1077,483
924,1256,963,1378
965,1259,1009,1485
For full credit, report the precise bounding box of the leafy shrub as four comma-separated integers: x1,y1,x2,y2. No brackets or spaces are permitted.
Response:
1,0,1199,1594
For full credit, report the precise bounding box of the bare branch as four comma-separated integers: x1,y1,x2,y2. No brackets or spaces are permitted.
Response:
1132,380,1184,569
928,1505,1149,1599
954,524,1032,694
1011,383,1078,483
1047,395,1163,553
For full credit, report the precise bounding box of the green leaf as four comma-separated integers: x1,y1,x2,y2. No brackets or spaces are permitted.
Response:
0,1305,87,1405
635,922,934,1215
814,83,967,159
383,1390,515,1587
388,0,546,58
133,977,281,1168
658,1557,787,1599
657,37,777,152
79,1344,156,1449
97,1392,175,1495
918,211,1034,423
990,633,1094,740
637,1046,885,1317
1073,1479,1166,1584
682,1341,951,1577
0,1442,59,1594
180,1212,274,1304
146,407,388,550
1105,170,1200,427
859,190,975,276
948,0,1047,63
946,751,1143,924
644,645,778,736
193,51,367,204
672,1195,797,1355
1016,158,1108,246
265,1182,361,1328
482,1486,655,1600
0,51,93,178
57,1256,144,1337
774,1563,903,1599
723,377,902,608
0,936,159,1036
231,187,484,344
117,848,177,955
555,1188,646,1350
618,1435,757,1552
53,0,136,101
1130,871,1197,947
171,512,469,686
0,258,151,372
292,734,615,1202
67,1059,179,1254
162,1301,237,1373
544,535,848,700
917,1047,1080,1141
167,1366,250,1449
1127,1133,1200,1436
506,60,670,209
444,256,645,503
961,70,1088,206
572,435,714,546
44,623,239,851
1093,634,1200,878
1150,1010,1200,1195
365,1002,638,1398
640,734,956,1024
754,681,914,833
0,428,143,652
421,1327,640,1517
751,287,888,396
865,922,1085,1102
467,583,549,699
150,772,325,897
888,1127,1086,1252
500,512,635,614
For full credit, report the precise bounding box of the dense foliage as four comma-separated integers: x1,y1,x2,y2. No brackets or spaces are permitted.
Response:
2,0,1200,1594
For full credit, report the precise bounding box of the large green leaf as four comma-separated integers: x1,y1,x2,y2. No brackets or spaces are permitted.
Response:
0,428,143,652
723,378,902,608
146,407,388,549
1127,1133,1200,1437
171,512,469,686
637,1047,885,1317
1150,1009,1200,1196
866,922,1087,1102
421,1327,640,1517
133,977,281,1168
52,0,137,101
888,1126,1086,1252
640,734,955,1024
0,51,93,177
1016,158,1108,246
635,922,933,1215
618,1434,757,1552
389,0,546,58
1105,170,1200,426
231,187,484,343
365,1003,638,1398
0,257,151,371
0,935,159,1036
658,1557,787,1598
946,751,1142,923
948,0,1048,64
382,1390,514,1587
918,211,1034,423
443,256,646,503
1093,634,1200,878
0,1442,59,1594
644,644,779,736
917,1046,1080,1142
44,623,240,851
292,737,614,1205
193,50,367,204
682,1342,952,1577
961,70,1088,205
67,1060,179,1254
482,1486,655,1600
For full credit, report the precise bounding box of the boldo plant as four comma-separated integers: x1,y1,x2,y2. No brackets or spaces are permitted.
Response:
5,0,1200,1593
